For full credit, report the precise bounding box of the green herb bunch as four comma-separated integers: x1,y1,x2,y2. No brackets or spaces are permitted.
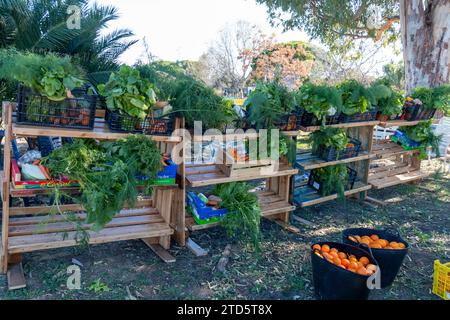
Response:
412,85,450,113
311,127,349,155
337,79,373,115
402,120,443,159
313,164,349,199
172,79,234,130
98,65,157,120
0,49,85,101
296,82,342,125
245,81,296,130
42,135,162,230
213,182,261,249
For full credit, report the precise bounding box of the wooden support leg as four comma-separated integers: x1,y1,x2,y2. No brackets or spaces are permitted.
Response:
7,262,26,290
141,238,176,263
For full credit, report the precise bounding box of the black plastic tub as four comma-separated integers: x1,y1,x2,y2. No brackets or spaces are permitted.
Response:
311,241,378,300
342,228,409,288
16,84,97,130
301,112,340,127
105,109,175,135
338,110,378,123
313,137,362,161
274,109,304,131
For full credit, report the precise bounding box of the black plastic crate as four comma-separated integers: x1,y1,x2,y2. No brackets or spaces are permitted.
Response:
105,109,175,136
313,138,362,161
338,110,377,123
376,112,402,122
16,84,97,130
402,103,423,121
274,109,304,131
307,166,358,196
301,112,340,127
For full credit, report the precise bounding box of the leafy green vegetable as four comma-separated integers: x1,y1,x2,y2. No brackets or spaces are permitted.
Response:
313,164,349,199
172,79,234,130
337,79,373,115
296,82,342,124
370,82,403,116
402,120,443,159
245,81,296,130
412,85,450,113
213,182,261,249
97,65,156,120
42,135,162,230
0,49,85,101
311,127,349,155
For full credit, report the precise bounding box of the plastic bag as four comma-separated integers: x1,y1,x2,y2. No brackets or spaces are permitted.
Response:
18,150,42,167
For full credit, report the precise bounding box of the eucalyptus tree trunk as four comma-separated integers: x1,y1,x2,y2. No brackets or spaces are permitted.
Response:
400,0,450,94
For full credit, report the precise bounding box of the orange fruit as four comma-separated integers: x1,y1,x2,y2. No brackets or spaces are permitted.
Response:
370,234,380,241
330,248,338,254
357,266,368,276
370,242,383,249
349,255,358,262
338,252,347,260
321,244,330,253
348,236,358,243
323,252,332,260
389,242,399,249
360,238,371,246
341,259,350,268
313,244,321,251
332,257,342,266
329,251,339,258
359,256,370,266
354,235,362,242
378,239,389,248
349,261,358,270
397,242,406,249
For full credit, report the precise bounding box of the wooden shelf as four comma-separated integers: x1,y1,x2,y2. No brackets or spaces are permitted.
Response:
296,152,373,171
186,190,295,231
371,141,419,158
12,118,182,142
378,120,420,128
369,167,429,189
185,164,298,187
294,183,371,208
282,121,380,134
192,131,260,142
6,207,173,254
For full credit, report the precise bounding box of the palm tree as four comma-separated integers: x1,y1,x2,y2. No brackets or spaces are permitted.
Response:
0,0,136,83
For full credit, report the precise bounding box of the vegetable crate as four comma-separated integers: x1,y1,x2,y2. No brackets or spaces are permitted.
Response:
433,260,450,300
338,110,378,123
391,130,421,150
186,191,228,225
136,160,178,185
105,109,175,135
301,112,339,127
217,148,276,177
401,103,435,121
307,166,358,195
274,109,304,131
16,84,97,130
376,112,402,122
313,137,362,162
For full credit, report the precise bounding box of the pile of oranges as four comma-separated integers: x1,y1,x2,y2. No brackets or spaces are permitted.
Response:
313,244,378,276
347,234,406,250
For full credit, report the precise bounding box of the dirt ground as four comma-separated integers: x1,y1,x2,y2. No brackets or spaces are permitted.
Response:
0,159,449,300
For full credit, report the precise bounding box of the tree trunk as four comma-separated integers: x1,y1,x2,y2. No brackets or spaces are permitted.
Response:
400,0,450,94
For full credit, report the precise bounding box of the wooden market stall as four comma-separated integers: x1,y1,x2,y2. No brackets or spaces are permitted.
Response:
0,102,183,288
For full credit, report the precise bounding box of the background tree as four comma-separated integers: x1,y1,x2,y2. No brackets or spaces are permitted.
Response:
0,0,136,84
256,0,449,93
202,20,273,95
249,41,315,89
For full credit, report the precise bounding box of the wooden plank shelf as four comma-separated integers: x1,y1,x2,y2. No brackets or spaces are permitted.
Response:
378,120,420,128
12,117,182,142
296,152,373,171
282,121,379,134
369,168,429,189
294,183,372,208
192,131,260,142
185,164,298,187
371,141,420,158
6,207,173,254
186,191,295,232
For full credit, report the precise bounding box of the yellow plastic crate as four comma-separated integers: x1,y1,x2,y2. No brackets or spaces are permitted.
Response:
433,260,450,300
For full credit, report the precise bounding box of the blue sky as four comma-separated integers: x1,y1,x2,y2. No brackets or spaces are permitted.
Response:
96,0,310,63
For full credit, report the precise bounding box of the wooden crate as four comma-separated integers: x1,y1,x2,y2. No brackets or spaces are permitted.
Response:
217,148,276,177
